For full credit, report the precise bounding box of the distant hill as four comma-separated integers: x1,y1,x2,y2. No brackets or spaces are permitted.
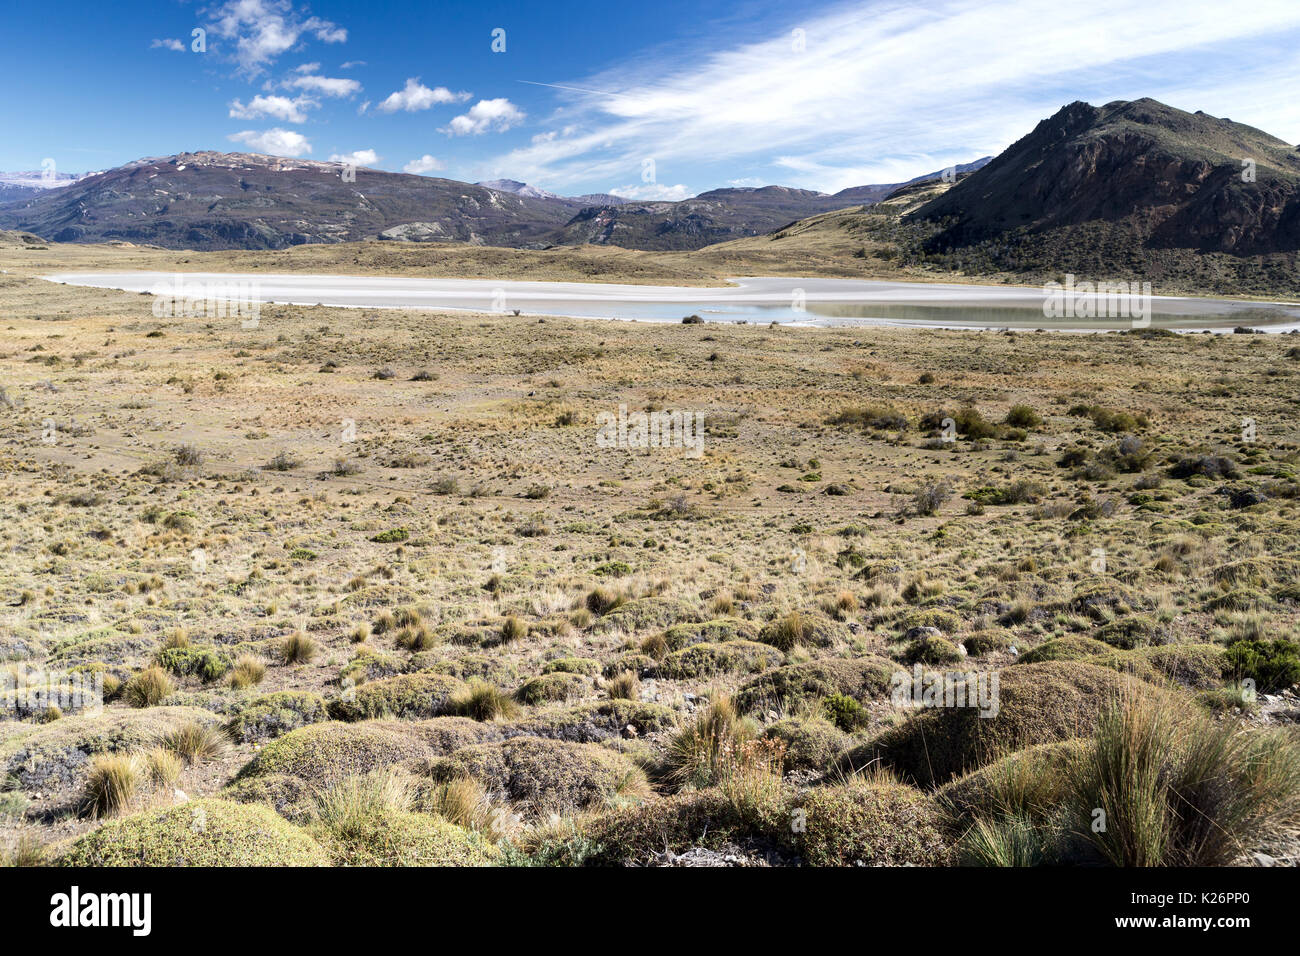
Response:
0,151,987,252
475,179,631,206
830,158,991,204
550,165,988,252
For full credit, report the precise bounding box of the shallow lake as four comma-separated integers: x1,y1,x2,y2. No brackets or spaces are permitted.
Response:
43,272,1300,332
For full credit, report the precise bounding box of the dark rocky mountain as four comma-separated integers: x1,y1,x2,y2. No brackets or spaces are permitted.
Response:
552,185,854,250
0,151,986,252
912,98,1300,261
0,152,581,250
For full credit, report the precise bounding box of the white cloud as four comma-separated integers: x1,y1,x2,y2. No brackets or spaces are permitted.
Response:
609,183,693,201
207,0,347,75
475,0,1300,193
443,98,525,135
328,148,379,166
227,127,312,157
403,155,445,174
287,73,362,97
229,94,315,123
151,38,184,52
294,62,320,73
377,78,470,113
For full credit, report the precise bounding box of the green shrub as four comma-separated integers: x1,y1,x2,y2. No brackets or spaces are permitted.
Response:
904,634,962,665
763,718,852,772
515,672,589,706
225,692,328,743
735,657,896,715
1004,404,1042,428
329,672,466,721
821,693,869,731
235,721,432,788
59,799,329,866
541,657,600,676
829,405,908,431
1224,639,1300,693
155,646,231,682
1016,636,1112,664
658,640,783,679
429,736,648,814
316,806,499,866
797,779,953,866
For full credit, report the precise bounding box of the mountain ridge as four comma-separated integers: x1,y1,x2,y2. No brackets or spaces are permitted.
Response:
0,150,989,252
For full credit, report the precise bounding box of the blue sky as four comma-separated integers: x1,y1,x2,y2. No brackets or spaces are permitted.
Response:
4,0,1300,197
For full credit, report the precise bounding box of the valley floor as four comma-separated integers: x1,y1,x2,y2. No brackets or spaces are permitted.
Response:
2,239,1299,866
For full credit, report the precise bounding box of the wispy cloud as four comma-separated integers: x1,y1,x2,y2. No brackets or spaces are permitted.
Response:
377,78,470,113
229,94,315,123
286,72,361,98
328,148,379,166
228,127,312,157
403,154,445,174
442,98,525,135
150,38,184,52
481,0,1300,193
206,0,346,75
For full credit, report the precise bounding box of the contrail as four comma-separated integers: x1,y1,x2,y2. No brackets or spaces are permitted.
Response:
518,79,633,99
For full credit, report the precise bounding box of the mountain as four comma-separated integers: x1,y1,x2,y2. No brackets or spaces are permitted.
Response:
476,179,631,207
552,165,993,251
476,179,564,201
911,98,1300,269
681,169,978,275
0,150,997,253
551,185,852,250
0,152,582,250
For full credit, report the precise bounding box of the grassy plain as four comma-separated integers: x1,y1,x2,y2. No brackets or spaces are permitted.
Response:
1,234,1298,866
